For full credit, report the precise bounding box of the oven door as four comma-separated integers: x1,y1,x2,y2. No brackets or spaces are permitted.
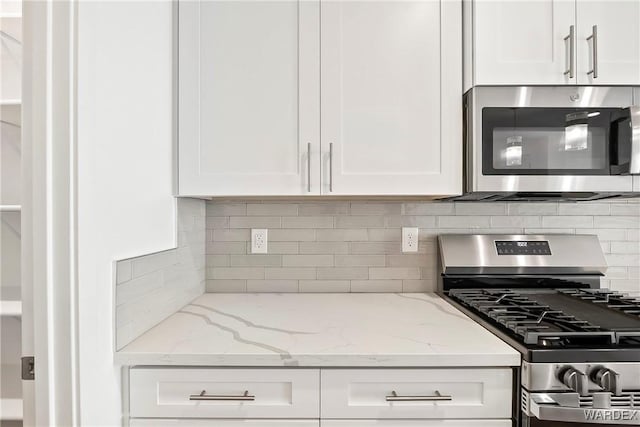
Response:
467,86,637,194
523,392,640,426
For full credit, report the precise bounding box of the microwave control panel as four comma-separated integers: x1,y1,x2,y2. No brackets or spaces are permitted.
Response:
495,240,552,255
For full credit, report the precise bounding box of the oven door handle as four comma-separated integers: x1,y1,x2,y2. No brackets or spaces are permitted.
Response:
530,397,640,424
629,106,640,175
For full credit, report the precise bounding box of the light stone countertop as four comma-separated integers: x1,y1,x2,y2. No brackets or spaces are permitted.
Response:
115,293,520,367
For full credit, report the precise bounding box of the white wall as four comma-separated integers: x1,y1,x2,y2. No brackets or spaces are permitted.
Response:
76,1,175,424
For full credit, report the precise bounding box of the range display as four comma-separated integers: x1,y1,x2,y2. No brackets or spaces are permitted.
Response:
495,240,552,255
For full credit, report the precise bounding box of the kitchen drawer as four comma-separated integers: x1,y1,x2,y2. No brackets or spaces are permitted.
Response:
130,368,319,419
130,420,319,427
321,369,512,419
322,421,511,427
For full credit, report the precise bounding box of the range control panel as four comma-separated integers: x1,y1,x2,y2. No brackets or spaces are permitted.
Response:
495,240,552,255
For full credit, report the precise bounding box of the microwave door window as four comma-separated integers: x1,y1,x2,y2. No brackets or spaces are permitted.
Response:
483,108,615,175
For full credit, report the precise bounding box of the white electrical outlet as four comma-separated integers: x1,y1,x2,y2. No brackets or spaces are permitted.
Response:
402,227,419,253
251,229,268,254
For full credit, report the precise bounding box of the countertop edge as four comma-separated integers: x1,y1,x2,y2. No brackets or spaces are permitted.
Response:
114,352,521,368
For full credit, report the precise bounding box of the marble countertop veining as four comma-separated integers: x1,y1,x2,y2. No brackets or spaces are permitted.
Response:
115,293,520,367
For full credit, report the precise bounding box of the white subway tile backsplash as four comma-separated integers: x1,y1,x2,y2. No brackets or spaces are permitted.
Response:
335,255,386,267
116,198,206,349
367,228,401,241
282,216,334,229
490,216,541,228
246,280,298,293
317,267,368,280
269,229,316,241
229,216,281,229
594,216,640,229
116,260,132,284
350,242,402,254
246,203,298,216
402,279,435,292
265,267,317,280
206,254,230,267
350,203,402,216
384,215,437,228
507,203,558,216
438,216,491,228
229,255,282,267
351,280,402,293
299,280,350,292
264,242,299,254
316,229,368,241
298,202,350,216
206,279,247,292
282,254,334,267
212,229,250,241
369,267,421,280
209,267,265,279
207,241,247,254
204,200,640,294
455,202,507,215
299,242,349,254
403,203,455,215
611,204,640,216
335,215,385,228
207,203,246,216
558,203,611,216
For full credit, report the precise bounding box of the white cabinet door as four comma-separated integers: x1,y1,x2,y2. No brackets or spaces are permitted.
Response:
178,1,320,196
321,368,512,419
320,0,462,196
130,420,319,427
576,0,640,85
322,421,511,427
472,0,576,85
130,368,320,419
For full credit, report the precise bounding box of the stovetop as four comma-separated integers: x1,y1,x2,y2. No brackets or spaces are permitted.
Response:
445,287,640,362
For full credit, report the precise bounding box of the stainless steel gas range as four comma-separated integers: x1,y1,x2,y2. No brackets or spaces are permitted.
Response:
438,234,640,426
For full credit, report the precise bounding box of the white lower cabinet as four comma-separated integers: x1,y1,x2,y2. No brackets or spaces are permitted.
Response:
128,368,513,426
129,368,320,419
130,421,319,427
321,422,511,427
321,369,512,419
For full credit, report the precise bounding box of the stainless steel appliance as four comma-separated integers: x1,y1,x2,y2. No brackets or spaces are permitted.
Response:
459,86,640,201
439,234,640,426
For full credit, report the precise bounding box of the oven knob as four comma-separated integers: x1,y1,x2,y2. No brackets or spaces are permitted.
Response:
592,367,622,396
560,367,589,396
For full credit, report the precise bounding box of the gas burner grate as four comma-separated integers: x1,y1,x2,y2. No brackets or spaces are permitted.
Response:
560,289,640,317
448,288,637,347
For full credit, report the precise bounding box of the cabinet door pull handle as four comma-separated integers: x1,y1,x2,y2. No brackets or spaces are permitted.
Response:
189,390,255,401
385,390,452,402
564,25,575,78
307,142,312,192
329,143,334,192
587,25,598,79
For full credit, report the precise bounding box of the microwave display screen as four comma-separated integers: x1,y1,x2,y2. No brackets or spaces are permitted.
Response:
495,241,552,255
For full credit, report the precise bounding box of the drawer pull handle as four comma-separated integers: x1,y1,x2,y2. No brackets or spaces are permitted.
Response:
189,390,255,401
386,390,452,402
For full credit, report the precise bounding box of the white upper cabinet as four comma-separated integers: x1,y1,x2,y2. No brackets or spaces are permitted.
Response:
576,0,640,85
179,0,462,197
321,0,462,196
178,0,320,196
466,0,640,89
468,0,576,87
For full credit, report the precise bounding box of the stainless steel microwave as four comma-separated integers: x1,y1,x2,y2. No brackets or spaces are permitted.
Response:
460,86,640,201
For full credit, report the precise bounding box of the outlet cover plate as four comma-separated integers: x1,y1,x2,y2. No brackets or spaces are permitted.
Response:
251,229,268,254
402,227,419,253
